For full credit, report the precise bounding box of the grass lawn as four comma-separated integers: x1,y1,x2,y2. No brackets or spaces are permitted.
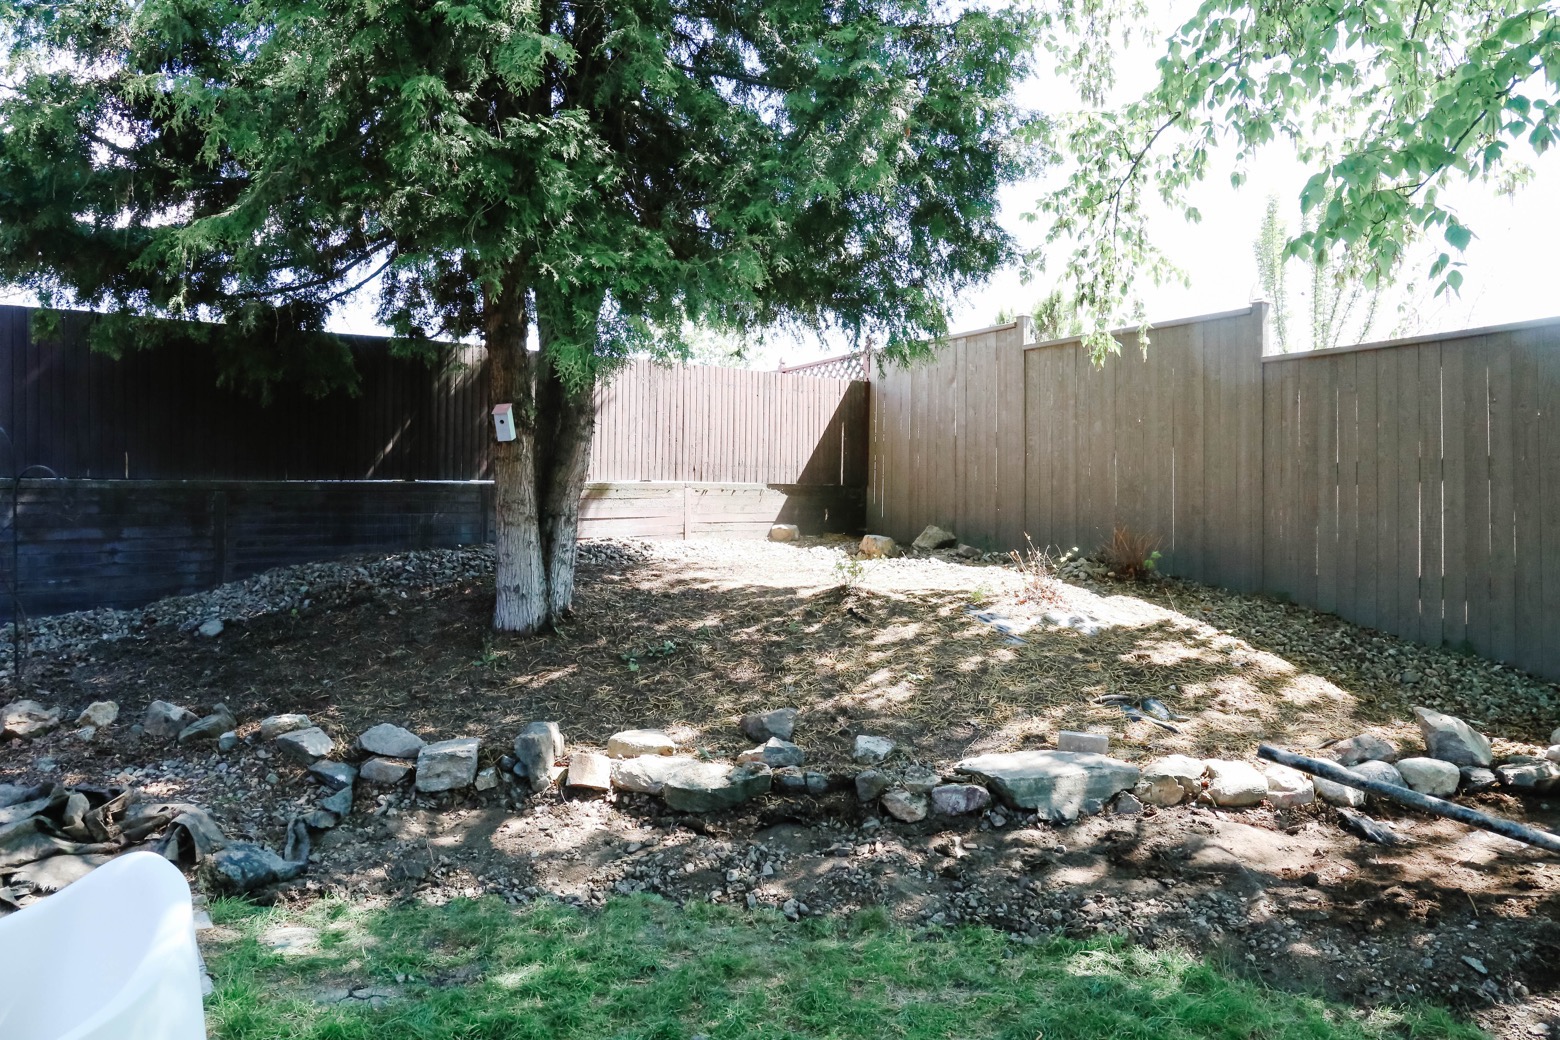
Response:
204,895,1485,1040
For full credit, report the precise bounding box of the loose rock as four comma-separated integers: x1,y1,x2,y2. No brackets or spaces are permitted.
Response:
1331,732,1399,766
768,524,799,542
260,714,312,741
1139,755,1205,804
320,786,353,817
881,789,929,822
359,757,416,785
1313,775,1367,808
308,760,358,792
217,731,239,753
358,723,424,759
1351,759,1407,793
1260,764,1315,808
76,701,119,729
911,525,957,551
197,618,225,638
660,761,771,812
566,752,613,792
1,699,61,739
737,737,806,768
1057,730,1108,755
853,735,895,765
930,783,991,815
415,738,480,793
858,534,897,559
1395,757,1460,797
1413,706,1493,767
1111,792,1144,815
855,769,891,802
903,767,940,795
1460,766,1499,793
513,722,565,793
739,708,798,743
143,700,198,740
474,767,498,792
1496,757,1560,793
606,729,677,758
613,755,693,795
178,705,238,745
275,726,335,764
955,750,1139,822
1204,760,1268,808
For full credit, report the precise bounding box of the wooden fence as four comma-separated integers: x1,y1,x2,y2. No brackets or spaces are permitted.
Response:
0,306,867,487
5,479,859,618
869,305,1560,683
0,305,868,619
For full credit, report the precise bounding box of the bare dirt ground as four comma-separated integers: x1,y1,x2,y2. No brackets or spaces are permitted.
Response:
7,537,1560,1037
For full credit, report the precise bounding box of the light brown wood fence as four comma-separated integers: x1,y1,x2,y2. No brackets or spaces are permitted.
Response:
869,305,1560,682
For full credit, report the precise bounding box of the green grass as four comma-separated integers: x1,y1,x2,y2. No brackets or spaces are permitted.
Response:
204,895,1484,1040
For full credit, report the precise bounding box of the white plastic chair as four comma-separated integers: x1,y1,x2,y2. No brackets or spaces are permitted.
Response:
0,851,207,1040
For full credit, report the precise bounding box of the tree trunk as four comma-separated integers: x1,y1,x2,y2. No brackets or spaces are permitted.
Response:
484,276,600,634
536,362,597,622
486,272,549,634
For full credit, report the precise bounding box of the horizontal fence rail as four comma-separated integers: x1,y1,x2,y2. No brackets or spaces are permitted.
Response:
869,305,1560,684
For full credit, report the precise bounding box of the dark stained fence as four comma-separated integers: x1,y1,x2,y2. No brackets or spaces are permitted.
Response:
5,479,860,618
0,306,867,486
0,306,868,620
870,306,1560,684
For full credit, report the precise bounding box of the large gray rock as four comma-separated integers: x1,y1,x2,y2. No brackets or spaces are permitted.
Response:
320,786,354,817
415,738,480,792
1260,764,1315,808
208,843,305,893
606,729,676,758
1349,760,1406,802
1496,757,1560,793
853,735,895,765
179,705,237,745
660,761,772,812
1395,756,1460,797
612,755,694,795
912,525,957,551
1414,706,1492,767
358,723,424,759
1204,760,1268,807
260,714,312,741
76,701,119,729
275,726,335,764
737,738,806,768
955,750,1140,822
903,768,941,795
308,760,358,792
513,722,565,793
855,768,891,801
1330,732,1399,766
2,700,61,739
143,700,197,740
881,789,929,822
740,708,798,743
930,783,990,815
360,756,415,785
1313,774,1366,807
1460,766,1499,793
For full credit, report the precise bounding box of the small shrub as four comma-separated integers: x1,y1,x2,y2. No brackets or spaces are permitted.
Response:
1008,534,1066,607
833,554,865,589
1099,526,1162,581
